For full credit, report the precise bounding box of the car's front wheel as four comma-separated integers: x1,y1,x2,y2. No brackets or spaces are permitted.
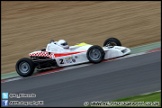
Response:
87,45,105,63
15,58,35,77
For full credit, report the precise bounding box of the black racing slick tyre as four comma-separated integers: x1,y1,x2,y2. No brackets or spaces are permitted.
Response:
15,58,35,77
103,37,122,47
87,45,105,63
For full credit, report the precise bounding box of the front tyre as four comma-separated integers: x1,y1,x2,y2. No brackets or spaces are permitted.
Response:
15,58,35,77
87,45,105,63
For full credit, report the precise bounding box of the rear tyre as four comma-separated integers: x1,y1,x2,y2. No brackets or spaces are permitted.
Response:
87,45,105,63
103,37,122,47
15,58,35,77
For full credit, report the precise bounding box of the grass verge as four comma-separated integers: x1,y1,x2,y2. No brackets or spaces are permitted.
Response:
85,91,161,107
113,91,161,107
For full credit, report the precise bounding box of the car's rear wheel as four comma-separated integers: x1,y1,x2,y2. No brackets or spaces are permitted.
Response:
15,58,35,77
103,37,122,47
87,45,105,63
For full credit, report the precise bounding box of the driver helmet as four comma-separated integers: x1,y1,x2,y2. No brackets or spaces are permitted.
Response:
57,39,69,49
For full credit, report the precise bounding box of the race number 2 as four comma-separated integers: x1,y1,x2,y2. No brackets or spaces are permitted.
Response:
59,59,64,64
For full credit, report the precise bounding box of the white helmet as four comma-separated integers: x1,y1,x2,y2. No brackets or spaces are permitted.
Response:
57,39,69,49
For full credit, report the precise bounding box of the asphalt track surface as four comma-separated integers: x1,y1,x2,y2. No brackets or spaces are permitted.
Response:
1,51,161,107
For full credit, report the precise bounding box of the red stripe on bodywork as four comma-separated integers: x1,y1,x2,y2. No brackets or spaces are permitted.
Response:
54,51,86,57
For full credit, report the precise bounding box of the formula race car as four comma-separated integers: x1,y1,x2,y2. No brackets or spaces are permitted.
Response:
15,37,131,77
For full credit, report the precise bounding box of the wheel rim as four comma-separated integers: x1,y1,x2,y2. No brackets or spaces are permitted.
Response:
19,62,30,74
89,49,101,61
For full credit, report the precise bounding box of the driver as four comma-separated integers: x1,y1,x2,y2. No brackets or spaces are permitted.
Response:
46,39,70,53
57,39,69,49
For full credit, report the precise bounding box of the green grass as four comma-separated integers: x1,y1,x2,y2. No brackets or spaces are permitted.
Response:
113,91,161,107
115,92,161,102
85,91,161,107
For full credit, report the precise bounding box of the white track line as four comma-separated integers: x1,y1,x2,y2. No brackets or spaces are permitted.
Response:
140,90,161,95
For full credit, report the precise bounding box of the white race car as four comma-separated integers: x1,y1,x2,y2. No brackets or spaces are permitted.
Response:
15,37,131,77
